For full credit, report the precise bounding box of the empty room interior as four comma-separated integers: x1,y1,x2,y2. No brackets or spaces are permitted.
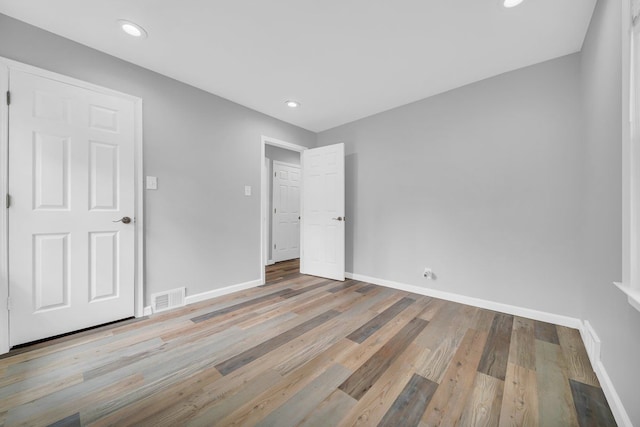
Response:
0,0,639,425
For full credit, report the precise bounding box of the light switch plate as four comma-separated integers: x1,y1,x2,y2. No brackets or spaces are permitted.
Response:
244,185,252,196
146,176,158,190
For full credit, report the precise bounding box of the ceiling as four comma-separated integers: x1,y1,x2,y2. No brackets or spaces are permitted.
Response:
0,0,597,132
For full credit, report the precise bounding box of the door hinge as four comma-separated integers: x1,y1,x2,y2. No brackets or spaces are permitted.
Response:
274,172,277,177
274,208,276,214
5,194,10,209
274,244,276,249
5,91,9,106
6,297,11,311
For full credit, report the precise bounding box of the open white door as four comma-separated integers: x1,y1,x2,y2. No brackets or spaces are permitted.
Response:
301,143,345,281
8,69,136,346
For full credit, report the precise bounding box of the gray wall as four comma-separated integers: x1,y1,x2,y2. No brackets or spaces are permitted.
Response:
265,145,300,261
0,14,316,304
580,0,640,424
266,145,301,166
318,54,586,318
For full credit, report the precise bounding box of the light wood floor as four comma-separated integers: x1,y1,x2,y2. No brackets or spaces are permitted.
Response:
0,259,616,426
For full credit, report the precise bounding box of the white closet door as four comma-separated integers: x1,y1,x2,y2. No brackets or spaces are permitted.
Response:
272,161,301,262
8,69,136,346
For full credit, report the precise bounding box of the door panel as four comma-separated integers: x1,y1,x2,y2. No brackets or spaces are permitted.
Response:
33,233,70,311
90,141,119,210
89,231,119,301
8,70,136,346
301,143,345,281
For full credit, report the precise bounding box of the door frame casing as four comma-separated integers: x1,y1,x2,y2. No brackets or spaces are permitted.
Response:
271,160,301,263
260,136,307,284
0,57,145,355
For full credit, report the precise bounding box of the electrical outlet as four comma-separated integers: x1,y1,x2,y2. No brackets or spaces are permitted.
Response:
423,268,435,280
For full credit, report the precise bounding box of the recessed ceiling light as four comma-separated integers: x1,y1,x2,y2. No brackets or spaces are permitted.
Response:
285,100,300,108
117,20,147,38
503,0,524,7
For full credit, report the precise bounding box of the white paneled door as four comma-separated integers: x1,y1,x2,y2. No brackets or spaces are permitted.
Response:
8,69,136,346
301,143,345,281
272,161,301,262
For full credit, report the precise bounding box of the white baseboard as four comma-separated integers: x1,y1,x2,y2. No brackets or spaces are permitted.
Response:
184,279,263,305
346,272,582,329
142,306,152,316
578,320,601,368
266,259,275,266
592,358,633,427
577,321,633,427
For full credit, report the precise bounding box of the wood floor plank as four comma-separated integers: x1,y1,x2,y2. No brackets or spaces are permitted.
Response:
235,282,362,330
356,284,377,294
0,372,84,413
212,342,356,427
190,289,292,323
535,340,579,427
498,363,538,427
333,286,392,313
346,297,416,344
366,291,412,314
421,328,488,426
534,320,560,344
508,317,536,370
0,334,164,392
186,339,357,426
338,297,435,373
414,301,474,350
338,317,429,400
416,297,445,322
215,310,341,375
569,379,616,427
86,365,223,427
557,326,600,387
279,279,335,299
477,313,514,381
377,373,438,427
414,303,479,383
459,372,504,427
271,306,381,376
255,363,352,427
0,259,615,426
337,342,430,427
156,366,284,426
327,280,360,293
6,374,144,427
297,390,357,427
48,412,81,427
472,309,497,333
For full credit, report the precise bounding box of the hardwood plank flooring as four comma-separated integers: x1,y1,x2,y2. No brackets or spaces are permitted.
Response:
0,259,616,426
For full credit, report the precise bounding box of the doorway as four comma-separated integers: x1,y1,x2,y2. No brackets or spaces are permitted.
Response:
261,137,305,282
260,136,346,285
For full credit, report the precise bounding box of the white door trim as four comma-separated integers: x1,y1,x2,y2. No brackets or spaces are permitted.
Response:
0,63,8,354
260,136,307,284
263,157,271,266
0,56,144,354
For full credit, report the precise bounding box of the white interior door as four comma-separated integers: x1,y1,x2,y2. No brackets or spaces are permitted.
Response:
272,161,301,262
301,143,345,281
8,69,136,346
